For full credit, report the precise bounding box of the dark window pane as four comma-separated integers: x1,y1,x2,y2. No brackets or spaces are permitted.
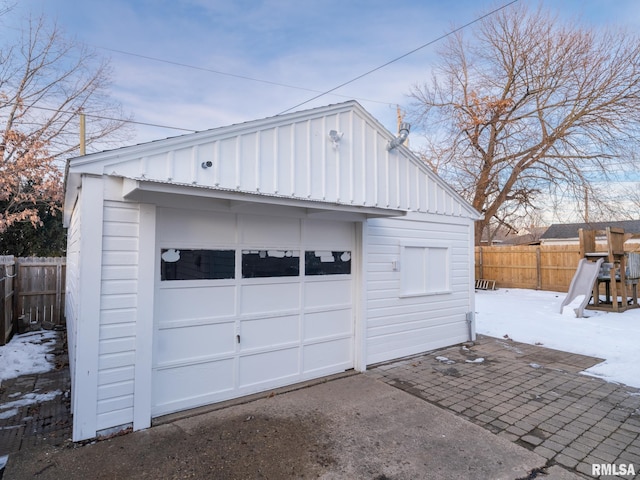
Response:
305,251,351,275
161,249,235,281
242,250,300,278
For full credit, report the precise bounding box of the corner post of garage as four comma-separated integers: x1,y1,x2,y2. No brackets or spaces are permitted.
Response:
73,174,104,441
134,203,156,431
468,221,477,341
354,220,368,371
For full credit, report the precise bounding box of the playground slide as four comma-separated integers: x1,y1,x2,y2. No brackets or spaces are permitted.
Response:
559,258,604,317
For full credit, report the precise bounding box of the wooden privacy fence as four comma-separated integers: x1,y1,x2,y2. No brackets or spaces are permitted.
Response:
475,244,637,292
0,256,15,346
0,256,66,345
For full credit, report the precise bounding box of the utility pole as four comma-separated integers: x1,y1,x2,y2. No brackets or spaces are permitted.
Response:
79,112,86,156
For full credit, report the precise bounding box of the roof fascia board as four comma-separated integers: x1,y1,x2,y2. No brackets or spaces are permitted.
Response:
122,178,406,219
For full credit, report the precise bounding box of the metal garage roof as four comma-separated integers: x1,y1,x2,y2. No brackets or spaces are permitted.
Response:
64,101,480,225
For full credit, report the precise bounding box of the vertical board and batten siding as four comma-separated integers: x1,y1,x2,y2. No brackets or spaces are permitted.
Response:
101,105,467,219
365,214,472,365
96,200,140,431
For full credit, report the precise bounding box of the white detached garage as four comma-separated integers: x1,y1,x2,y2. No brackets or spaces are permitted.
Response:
63,101,481,441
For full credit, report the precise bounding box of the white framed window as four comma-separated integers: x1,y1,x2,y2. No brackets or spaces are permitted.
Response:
400,242,451,296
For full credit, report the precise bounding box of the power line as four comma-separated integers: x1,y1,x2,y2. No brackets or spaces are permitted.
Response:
105,0,517,135
101,47,318,92
3,0,520,136
277,0,521,115
98,47,396,107
5,102,197,133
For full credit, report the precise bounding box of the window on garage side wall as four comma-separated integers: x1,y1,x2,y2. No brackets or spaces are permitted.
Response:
160,249,235,280
400,243,450,296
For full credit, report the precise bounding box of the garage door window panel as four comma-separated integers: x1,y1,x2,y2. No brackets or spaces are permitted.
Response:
161,249,235,281
305,251,351,275
242,250,300,278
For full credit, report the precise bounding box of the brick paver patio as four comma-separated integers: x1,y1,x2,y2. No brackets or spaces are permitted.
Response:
0,331,71,458
3,331,640,479
368,334,640,479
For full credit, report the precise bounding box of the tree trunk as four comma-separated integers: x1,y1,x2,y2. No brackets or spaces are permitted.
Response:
474,220,485,246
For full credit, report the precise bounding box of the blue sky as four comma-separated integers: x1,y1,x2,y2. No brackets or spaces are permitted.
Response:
8,0,640,146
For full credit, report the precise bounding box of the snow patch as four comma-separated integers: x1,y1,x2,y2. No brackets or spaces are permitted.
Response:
0,330,58,382
465,358,485,364
0,409,18,420
0,390,63,420
477,288,640,388
495,341,524,355
435,356,455,365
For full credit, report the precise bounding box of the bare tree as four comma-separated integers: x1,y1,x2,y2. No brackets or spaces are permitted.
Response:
619,183,640,219
409,3,640,245
0,12,131,233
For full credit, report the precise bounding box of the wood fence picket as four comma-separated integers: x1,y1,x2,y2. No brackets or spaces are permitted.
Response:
475,244,614,292
0,256,15,345
0,256,66,344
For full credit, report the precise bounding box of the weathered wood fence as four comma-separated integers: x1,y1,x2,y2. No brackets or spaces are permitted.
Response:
475,244,640,292
0,256,15,346
0,256,66,345
475,245,582,292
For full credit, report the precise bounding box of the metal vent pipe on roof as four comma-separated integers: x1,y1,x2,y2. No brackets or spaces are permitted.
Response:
387,122,410,151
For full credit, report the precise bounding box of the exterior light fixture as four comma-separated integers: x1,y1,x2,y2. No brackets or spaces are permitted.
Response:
328,130,343,149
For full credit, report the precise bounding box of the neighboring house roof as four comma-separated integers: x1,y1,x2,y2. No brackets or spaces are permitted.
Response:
541,220,640,240
499,226,549,245
63,100,481,226
480,225,548,245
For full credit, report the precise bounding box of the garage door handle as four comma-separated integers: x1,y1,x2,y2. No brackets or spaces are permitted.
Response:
236,334,241,344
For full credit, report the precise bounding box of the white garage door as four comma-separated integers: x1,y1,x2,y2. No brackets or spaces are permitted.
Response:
151,207,355,416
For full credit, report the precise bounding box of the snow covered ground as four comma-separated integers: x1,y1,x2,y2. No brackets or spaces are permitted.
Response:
476,288,640,389
0,330,58,382
0,329,62,469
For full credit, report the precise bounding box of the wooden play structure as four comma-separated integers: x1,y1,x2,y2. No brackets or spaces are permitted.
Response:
579,227,640,312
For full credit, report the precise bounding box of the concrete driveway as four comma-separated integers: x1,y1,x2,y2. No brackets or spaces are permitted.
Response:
5,373,580,480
